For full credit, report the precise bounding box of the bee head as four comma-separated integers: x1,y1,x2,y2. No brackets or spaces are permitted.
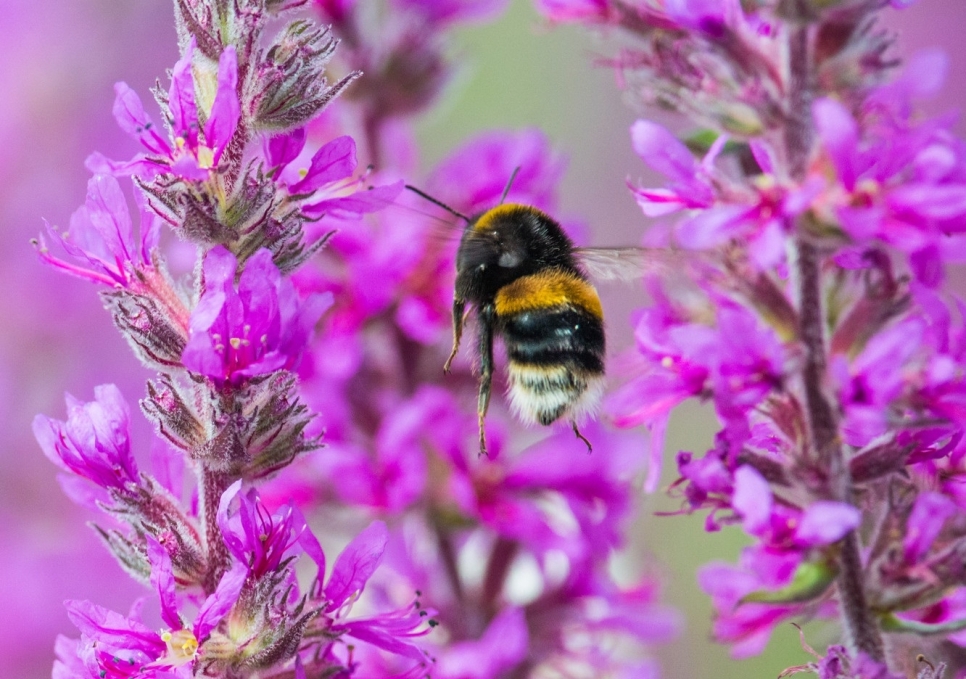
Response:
455,204,576,302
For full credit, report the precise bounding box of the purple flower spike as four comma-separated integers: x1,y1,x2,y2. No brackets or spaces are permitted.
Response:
33,384,139,492
35,175,159,288
182,247,332,386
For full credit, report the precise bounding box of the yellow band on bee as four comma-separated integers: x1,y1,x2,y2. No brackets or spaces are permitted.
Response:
473,203,545,232
495,269,603,319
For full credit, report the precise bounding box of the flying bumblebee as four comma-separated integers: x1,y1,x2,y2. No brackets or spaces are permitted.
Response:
407,176,672,455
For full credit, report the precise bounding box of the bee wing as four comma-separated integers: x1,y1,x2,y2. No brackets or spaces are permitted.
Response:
573,246,692,281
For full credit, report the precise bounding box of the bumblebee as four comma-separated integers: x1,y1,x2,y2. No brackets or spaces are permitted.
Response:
406,180,665,455
445,202,606,454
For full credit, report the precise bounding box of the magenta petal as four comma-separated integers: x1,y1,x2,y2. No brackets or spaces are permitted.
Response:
794,501,861,546
169,40,199,149
903,491,957,563
733,466,772,535
294,506,327,576
302,181,405,218
132,184,162,264
324,521,388,608
643,416,668,493
289,135,357,194
206,46,240,163
112,82,171,156
264,127,307,170
749,140,776,175
85,175,134,264
65,599,164,654
436,607,528,676
630,119,697,183
677,205,746,248
145,535,181,630
813,98,859,191
194,561,247,640
216,480,246,560
888,183,966,221
170,154,210,182
536,0,608,21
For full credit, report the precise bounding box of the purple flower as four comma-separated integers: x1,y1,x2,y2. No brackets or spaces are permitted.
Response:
535,0,608,22
89,41,240,181
315,521,433,666
146,536,248,649
61,545,247,678
630,119,816,269
217,481,324,579
434,608,528,678
33,384,138,493
812,95,966,283
182,247,332,386
35,175,160,289
903,491,957,564
426,128,566,215
609,300,785,490
264,131,404,219
630,119,715,217
698,558,803,658
391,0,509,26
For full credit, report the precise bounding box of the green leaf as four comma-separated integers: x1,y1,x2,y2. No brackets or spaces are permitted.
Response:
880,613,966,635
740,560,838,604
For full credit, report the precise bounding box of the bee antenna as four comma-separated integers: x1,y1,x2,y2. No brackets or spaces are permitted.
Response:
498,166,521,205
404,184,470,222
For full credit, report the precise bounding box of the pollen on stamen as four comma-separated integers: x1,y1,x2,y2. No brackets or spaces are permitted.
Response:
161,629,199,664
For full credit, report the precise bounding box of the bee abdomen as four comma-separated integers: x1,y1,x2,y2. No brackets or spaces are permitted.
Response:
506,363,604,426
495,270,606,426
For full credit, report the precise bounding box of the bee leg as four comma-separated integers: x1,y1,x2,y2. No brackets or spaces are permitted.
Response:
571,420,593,453
443,298,466,374
476,305,495,457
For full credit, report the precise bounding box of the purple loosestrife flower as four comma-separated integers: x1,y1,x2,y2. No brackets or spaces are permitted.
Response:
263,130,403,219
216,481,320,580
630,119,817,269
182,247,332,387
608,298,786,490
216,483,432,671
62,545,247,679
35,175,161,290
811,85,966,285
33,384,139,504
90,41,239,182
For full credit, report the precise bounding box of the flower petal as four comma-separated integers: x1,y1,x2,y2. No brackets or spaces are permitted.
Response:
324,521,388,608
206,46,240,164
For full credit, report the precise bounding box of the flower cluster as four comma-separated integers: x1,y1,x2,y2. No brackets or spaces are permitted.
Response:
540,0,966,674
34,1,681,678
34,1,440,677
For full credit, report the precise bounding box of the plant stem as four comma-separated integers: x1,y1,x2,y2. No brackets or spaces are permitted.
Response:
785,21,886,663
201,466,232,593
